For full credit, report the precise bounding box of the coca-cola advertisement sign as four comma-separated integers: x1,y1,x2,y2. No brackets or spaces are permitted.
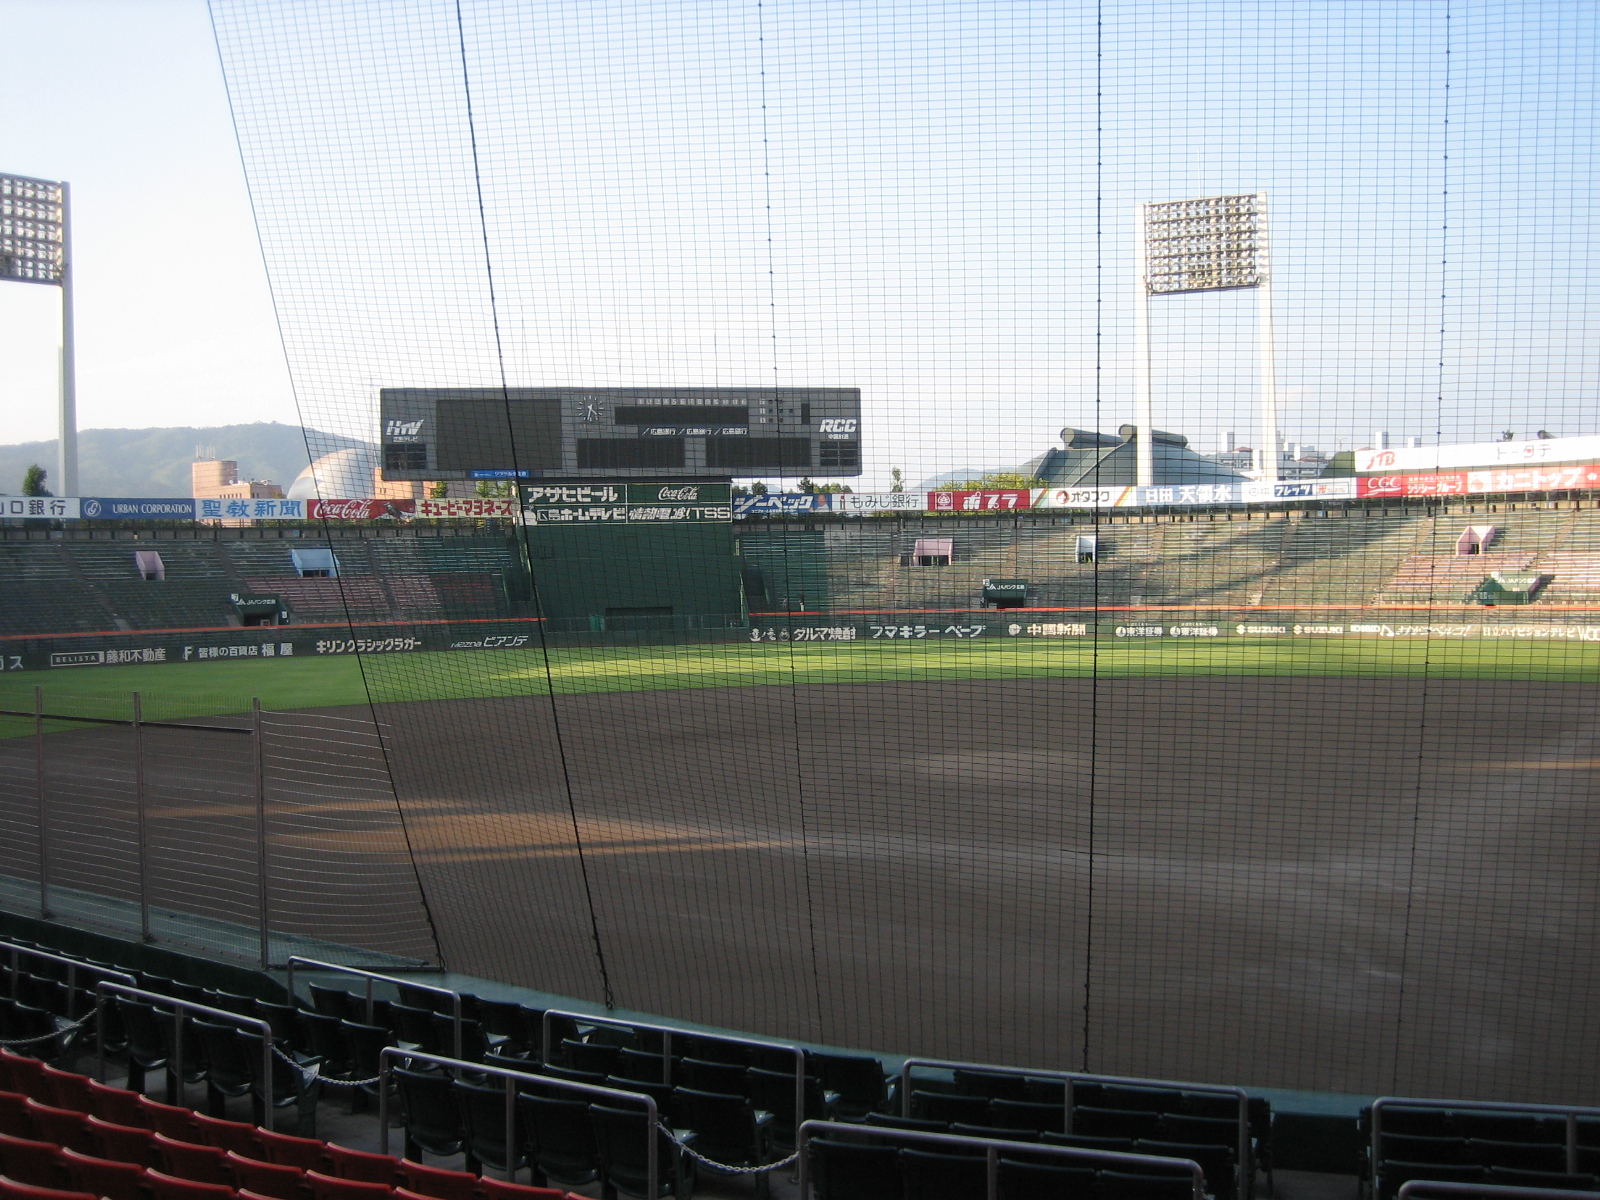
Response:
306,499,416,520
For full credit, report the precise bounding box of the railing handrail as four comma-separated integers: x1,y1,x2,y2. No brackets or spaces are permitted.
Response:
540,1007,807,1143
796,1118,1207,1200
2,939,134,1020
94,981,278,1131
898,1057,1250,1195
378,1046,662,1197
284,956,461,1060
1372,1096,1600,1179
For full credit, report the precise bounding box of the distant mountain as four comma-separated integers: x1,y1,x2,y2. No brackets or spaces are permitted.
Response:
918,468,993,489
0,423,371,498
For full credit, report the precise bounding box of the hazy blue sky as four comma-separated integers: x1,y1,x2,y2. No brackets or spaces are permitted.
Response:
4,2,1595,489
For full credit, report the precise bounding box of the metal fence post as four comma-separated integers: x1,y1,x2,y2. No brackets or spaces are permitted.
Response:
34,685,50,918
134,692,150,942
253,698,269,970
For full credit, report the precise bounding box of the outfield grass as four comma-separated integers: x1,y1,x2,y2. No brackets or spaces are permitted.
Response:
2,633,1595,736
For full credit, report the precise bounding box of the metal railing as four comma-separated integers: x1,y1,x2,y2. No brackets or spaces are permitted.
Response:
1398,1184,1600,1200
378,1046,665,1196
93,981,279,1130
541,1008,806,1142
796,1119,1208,1200
899,1059,1250,1199
284,956,461,1060
1372,1097,1600,1180
1,939,134,1020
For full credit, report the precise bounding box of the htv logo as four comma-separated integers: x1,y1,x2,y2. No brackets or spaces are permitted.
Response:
386,419,424,437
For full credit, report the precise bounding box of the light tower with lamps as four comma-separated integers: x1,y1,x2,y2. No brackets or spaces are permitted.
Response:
1133,192,1278,486
0,173,76,496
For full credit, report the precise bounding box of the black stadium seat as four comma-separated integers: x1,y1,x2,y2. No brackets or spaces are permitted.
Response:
899,1147,990,1200
810,1138,900,1200
912,1091,993,1125
997,1157,1098,1200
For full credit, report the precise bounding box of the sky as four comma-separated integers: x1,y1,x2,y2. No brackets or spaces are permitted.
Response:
3,2,1596,490
0,0,294,449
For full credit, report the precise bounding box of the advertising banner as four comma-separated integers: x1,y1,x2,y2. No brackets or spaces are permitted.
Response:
1035,486,1137,509
927,489,1033,512
415,497,515,518
1355,432,1600,474
818,491,926,513
1135,483,1241,506
1240,479,1359,502
2,497,79,519
82,498,198,520
1466,464,1600,494
734,494,818,516
520,481,731,523
305,499,415,520
625,481,732,522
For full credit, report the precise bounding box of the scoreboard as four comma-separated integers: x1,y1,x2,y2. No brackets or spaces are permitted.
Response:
379,386,862,480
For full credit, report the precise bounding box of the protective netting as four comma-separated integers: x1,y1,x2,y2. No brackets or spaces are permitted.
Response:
120,0,1600,1102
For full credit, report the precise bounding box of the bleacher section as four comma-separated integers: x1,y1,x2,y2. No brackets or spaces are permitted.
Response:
1375,552,1538,604
0,546,115,637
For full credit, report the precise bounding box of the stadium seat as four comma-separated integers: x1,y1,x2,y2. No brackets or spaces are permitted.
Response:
138,1097,200,1143
745,1068,831,1152
1039,1132,1136,1154
337,1021,393,1112
996,1157,1098,1200
304,1169,391,1200
1071,1108,1161,1140
519,1096,601,1191
589,1104,691,1199
473,1181,569,1200
189,1115,261,1160
955,1069,1031,1102
223,1152,302,1200
298,1015,350,1078
899,1147,990,1199
153,1133,231,1185
864,1112,947,1134
323,1143,400,1186
21,1104,89,1156
1380,1134,1473,1166
254,1129,327,1172
991,1100,1067,1134
0,1178,96,1200
951,1122,1039,1143
250,1004,302,1051
807,1054,888,1120
538,1066,605,1089
1159,1113,1240,1149
558,1040,619,1078
34,1072,89,1118
0,1136,60,1189
306,987,354,1023
386,1005,436,1051
1097,1169,1198,1200
393,1069,465,1163
57,1148,145,1200
1378,1161,1484,1200
454,1081,522,1177
602,1078,677,1129
678,1059,747,1096
1138,1140,1239,1200
399,1159,478,1200
235,1031,320,1135
808,1139,900,1200
1472,1138,1567,1171
142,1168,236,1200
1484,1167,1600,1191
0,1097,31,1141
911,1091,991,1125
674,1087,773,1187
1453,1112,1564,1143
84,1083,145,1129
611,1050,667,1083
84,1118,154,1166
474,1001,529,1056
194,1022,257,1119
1078,1085,1178,1114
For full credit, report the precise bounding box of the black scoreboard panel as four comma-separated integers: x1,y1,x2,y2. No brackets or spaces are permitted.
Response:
379,386,861,479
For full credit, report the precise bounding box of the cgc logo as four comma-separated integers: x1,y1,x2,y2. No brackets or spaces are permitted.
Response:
385,419,425,441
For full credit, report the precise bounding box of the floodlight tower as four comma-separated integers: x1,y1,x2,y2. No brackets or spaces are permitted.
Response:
0,174,76,496
1133,192,1277,485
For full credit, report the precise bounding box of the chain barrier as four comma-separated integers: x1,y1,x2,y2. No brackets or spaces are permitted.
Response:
0,1011,96,1048
269,1043,379,1087
656,1120,800,1175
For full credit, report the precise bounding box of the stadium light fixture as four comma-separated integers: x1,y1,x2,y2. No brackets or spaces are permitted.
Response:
1,173,76,496
1133,192,1278,486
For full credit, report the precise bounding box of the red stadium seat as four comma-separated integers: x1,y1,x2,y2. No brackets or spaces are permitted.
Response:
58,1148,145,1200
398,1160,478,1200
475,1180,569,1200
0,1177,96,1200
34,1073,89,1119
224,1152,303,1200
138,1098,200,1143
254,1130,326,1172
0,1134,63,1188
153,1134,230,1185
0,1060,45,1103
84,1083,146,1129
324,1144,400,1186
304,1169,391,1200
20,1105,89,1156
189,1115,261,1160
83,1117,154,1166
0,1096,32,1141
143,1167,238,1200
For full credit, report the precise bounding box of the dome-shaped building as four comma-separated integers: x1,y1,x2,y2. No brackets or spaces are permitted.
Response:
285,446,382,500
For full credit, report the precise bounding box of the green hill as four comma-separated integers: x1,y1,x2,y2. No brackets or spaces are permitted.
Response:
0,423,370,498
